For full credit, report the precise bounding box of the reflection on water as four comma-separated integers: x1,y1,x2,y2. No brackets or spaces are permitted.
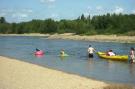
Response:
0,36,135,84
59,56,66,60
106,60,115,69
129,64,135,77
86,58,94,70
35,54,44,58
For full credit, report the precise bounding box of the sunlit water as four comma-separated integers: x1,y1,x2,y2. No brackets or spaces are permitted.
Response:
0,36,135,84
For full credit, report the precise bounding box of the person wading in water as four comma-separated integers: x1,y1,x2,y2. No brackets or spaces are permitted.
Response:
88,45,96,58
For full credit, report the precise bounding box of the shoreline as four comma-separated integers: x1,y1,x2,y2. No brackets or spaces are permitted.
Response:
0,56,108,89
0,33,135,43
0,56,134,89
0,33,50,37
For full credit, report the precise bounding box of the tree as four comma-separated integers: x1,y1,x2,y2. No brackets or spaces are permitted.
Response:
45,19,58,33
81,14,85,21
0,17,6,23
0,14,135,35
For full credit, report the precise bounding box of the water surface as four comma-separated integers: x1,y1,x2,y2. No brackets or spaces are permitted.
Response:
0,36,135,84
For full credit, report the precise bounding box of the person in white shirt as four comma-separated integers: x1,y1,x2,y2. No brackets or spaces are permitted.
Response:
88,45,96,58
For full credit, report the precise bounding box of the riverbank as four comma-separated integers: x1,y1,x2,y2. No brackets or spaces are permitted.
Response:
47,33,135,43
0,33,135,43
0,56,108,89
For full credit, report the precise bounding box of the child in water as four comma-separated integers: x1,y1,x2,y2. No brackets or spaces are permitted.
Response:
36,48,40,51
60,49,65,55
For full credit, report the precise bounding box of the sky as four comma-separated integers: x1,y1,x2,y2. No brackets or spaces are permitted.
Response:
0,0,135,23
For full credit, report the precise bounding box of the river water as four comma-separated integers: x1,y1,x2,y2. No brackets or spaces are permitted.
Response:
0,36,135,84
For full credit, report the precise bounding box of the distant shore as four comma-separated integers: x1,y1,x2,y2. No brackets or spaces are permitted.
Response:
0,56,108,89
0,33,135,43
47,33,135,43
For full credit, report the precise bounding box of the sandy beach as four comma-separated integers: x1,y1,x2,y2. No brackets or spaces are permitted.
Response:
0,56,108,89
0,33,135,43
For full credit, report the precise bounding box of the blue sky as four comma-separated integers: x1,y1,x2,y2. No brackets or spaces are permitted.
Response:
0,0,135,22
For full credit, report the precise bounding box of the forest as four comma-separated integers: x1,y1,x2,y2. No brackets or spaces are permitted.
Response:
0,13,135,35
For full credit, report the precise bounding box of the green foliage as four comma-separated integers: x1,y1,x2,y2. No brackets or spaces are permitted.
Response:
44,19,58,33
0,13,135,35
0,23,11,33
0,17,6,23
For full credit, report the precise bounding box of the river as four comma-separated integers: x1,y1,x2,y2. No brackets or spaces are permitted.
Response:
0,36,135,84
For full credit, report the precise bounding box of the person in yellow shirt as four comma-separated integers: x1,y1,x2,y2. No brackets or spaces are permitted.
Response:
60,49,65,55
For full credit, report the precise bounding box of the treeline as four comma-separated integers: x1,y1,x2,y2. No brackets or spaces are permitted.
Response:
0,13,135,35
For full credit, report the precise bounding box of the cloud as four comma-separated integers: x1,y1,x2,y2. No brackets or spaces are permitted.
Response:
22,9,33,13
47,4,55,8
0,8,33,22
0,9,12,17
11,9,34,22
40,0,56,3
47,0,55,3
12,13,28,18
84,6,105,16
113,6,124,14
96,6,103,10
11,11,33,22
40,0,56,8
83,6,92,16
50,13,59,20
132,10,135,14
83,12,89,17
95,6,104,14
87,6,92,11
0,12,6,17
0,8,33,16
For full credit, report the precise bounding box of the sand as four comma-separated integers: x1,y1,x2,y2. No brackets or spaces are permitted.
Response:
47,33,135,43
0,33,135,43
0,56,108,89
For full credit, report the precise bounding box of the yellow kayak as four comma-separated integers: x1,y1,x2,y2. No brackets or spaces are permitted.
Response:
97,52,128,61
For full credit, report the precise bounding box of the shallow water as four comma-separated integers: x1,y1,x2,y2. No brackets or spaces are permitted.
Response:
0,36,135,84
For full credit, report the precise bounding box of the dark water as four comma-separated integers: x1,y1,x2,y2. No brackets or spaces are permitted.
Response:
0,36,135,84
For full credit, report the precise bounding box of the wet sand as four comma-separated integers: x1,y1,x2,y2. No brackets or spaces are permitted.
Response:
0,56,108,89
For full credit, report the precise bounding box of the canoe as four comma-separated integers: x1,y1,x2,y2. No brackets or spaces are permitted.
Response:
97,52,128,61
